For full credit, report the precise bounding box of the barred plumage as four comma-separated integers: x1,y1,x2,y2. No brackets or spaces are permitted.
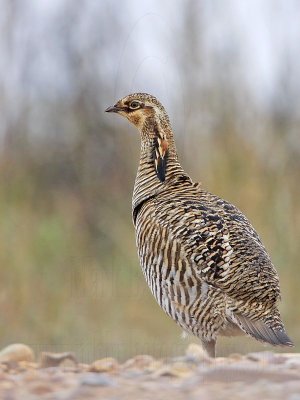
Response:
105,93,293,357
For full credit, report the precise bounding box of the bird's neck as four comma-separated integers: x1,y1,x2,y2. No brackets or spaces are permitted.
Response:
132,117,188,215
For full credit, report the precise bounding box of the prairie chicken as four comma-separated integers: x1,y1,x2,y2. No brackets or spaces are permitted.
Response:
105,93,293,357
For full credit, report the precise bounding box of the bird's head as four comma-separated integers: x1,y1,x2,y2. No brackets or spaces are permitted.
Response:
106,93,182,184
105,93,169,132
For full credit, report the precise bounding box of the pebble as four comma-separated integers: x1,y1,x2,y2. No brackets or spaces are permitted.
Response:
185,343,210,362
285,357,300,369
122,354,154,370
229,353,244,360
89,357,119,373
39,352,78,368
289,394,300,400
143,360,164,373
152,362,193,378
80,372,116,387
0,344,34,363
247,351,286,364
29,382,54,395
202,364,300,384
19,361,37,370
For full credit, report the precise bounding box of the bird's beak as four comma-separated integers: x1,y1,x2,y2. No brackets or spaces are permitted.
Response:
105,104,122,113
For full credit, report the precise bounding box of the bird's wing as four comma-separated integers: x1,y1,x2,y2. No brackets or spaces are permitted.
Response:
154,183,281,309
197,189,281,304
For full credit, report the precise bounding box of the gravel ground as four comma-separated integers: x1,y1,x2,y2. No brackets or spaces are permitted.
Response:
0,344,299,399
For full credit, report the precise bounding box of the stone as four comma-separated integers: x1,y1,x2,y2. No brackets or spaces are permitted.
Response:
141,360,164,374
247,351,286,364
89,357,119,373
185,343,210,362
122,354,154,370
285,357,300,369
0,344,34,363
202,365,300,384
29,382,54,395
80,372,116,387
229,353,244,360
39,352,77,368
289,393,300,400
152,362,193,378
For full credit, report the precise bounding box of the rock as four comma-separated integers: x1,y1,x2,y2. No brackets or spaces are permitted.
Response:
78,362,90,371
0,380,14,390
19,361,38,370
247,351,286,364
29,382,54,396
185,343,210,362
152,362,193,378
89,357,119,373
121,355,155,378
122,354,154,370
143,360,164,373
285,357,300,369
80,372,116,387
0,344,34,363
202,365,300,383
289,394,300,400
229,353,244,360
39,352,77,368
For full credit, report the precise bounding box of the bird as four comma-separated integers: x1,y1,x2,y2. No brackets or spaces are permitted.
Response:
105,93,293,357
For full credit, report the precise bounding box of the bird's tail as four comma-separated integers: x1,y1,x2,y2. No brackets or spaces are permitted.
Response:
235,313,294,347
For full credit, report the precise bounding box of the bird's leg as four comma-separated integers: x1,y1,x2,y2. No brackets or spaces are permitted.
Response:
201,339,216,358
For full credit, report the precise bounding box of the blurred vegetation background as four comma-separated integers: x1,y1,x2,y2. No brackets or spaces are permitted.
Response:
0,0,299,362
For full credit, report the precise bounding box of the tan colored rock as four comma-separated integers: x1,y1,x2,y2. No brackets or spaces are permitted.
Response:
215,356,237,367
229,353,244,360
144,360,164,373
39,352,77,368
19,361,38,370
202,364,300,384
29,382,54,396
247,351,287,365
89,357,119,373
122,355,154,370
185,343,210,362
285,357,300,369
152,361,193,378
1,381,14,390
0,344,34,363
23,370,40,382
78,363,90,371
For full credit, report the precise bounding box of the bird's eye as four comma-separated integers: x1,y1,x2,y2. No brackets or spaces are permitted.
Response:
129,101,141,110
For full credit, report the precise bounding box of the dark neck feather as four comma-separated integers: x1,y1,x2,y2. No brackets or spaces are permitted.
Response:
132,115,187,214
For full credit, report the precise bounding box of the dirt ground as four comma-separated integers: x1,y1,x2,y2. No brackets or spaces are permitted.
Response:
0,343,299,399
